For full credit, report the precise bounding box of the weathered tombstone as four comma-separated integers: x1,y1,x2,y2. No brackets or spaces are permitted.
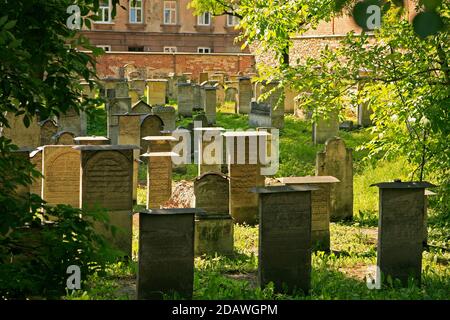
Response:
146,79,168,106
225,86,238,103
52,131,75,145
57,109,87,137
39,119,58,146
199,72,209,84
371,181,436,286
357,69,373,127
1,112,40,149
202,86,217,125
151,106,176,131
255,81,285,129
278,176,340,251
237,77,253,114
141,151,178,209
142,136,177,153
137,208,200,300
223,131,268,224
316,137,353,221
131,100,152,114
312,110,340,145
140,114,164,155
193,84,202,111
249,101,271,128
177,82,194,116
42,146,80,208
194,173,233,256
194,127,225,175
284,87,297,114
253,185,316,294
74,136,111,145
30,147,43,197
131,79,146,96
76,145,137,256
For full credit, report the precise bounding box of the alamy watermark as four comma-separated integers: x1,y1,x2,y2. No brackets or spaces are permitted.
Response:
66,5,81,30
66,265,81,290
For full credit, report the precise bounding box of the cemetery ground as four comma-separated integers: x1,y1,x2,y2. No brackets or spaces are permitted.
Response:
67,106,450,300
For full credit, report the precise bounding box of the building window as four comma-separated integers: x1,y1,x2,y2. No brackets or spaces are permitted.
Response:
164,46,177,53
130,0,143,23
129,46,144,52
163,1,177,25
197,12,211,26
97,45,111,52
227,14,239,27
98,0,112,23
197,47,211,54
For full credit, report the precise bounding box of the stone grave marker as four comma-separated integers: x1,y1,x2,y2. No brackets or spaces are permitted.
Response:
146,79,168,106
312,110,340,145
255,81,285,129
39,119,58,146
76,145,138,256
1,112,41,149
131,100,152,114
237,77,253,114
140,115,164,155
249,101,271,128
58,109,87,137
253,185,316,294
194,127,225,175
137,208,201,300
141,151,178,209
151,106,176,131
52,131,75,145
42,146,80,208
316,137,353,221
177,82,194,116
194,173,233,256
278,176,340,251
202,85,217,124
371,181,436,286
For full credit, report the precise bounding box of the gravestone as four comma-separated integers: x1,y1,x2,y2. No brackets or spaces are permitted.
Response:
199,72,209,83
11,148,33,198
372,181,436,286
131,79,146,96
39,119,58,146
249,101,271,128
141,151,178,209
151,106,176,131
30,147,43,197
255,81,285,129
142,136,177,153
194,127,225,175
358,102,373,127
237,77,253,114
140,115,164,155
223,131,267,224
312,110,340,145
253,185,316,294
52,131,75,145
278,176,340,251
194,173,233,256
137,208,200,300
284,87,297,114
202,86,217,125
225,86,238,103
193,84,202,111
76,145,137,256
132,100,152,114
117,113,145,203
146,79,168,105
42,146,80,208
316,137,353,221
1,113,40,149
74,136,111,145
58,109,87,137
177,82,194,116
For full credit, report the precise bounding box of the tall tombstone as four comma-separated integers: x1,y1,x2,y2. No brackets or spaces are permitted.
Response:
223,131,268,224
39,119,58,146
194,127,225,175
42,146,80,208
58,109,87,137
357,69,373,127
52,131,75,145
249,101,271,128
253,185,316,294
237,77,253,114
278,176,340,251
256,81,285,129
141,151,178,209
10,148,33,198
202,86,217,125
1,112,41,149
74,136,111,145
225,85,238,103
146,79,168,106
312,110,340,145
193,84,202,111
177,82,194,116
316,137,353,221
131,79,146,97
151,106,176,131
30,147,43,197
140,115,164,154
104,79,132,145
284,87,297,114
131,100,152,114
371,181,436,286
76,145,137,256
117,113,145,203
167,73,178,100
199,72,209,84
194,173,233,256
137,208,200,300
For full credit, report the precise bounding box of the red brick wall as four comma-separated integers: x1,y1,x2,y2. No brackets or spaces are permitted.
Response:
95,52,256,79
